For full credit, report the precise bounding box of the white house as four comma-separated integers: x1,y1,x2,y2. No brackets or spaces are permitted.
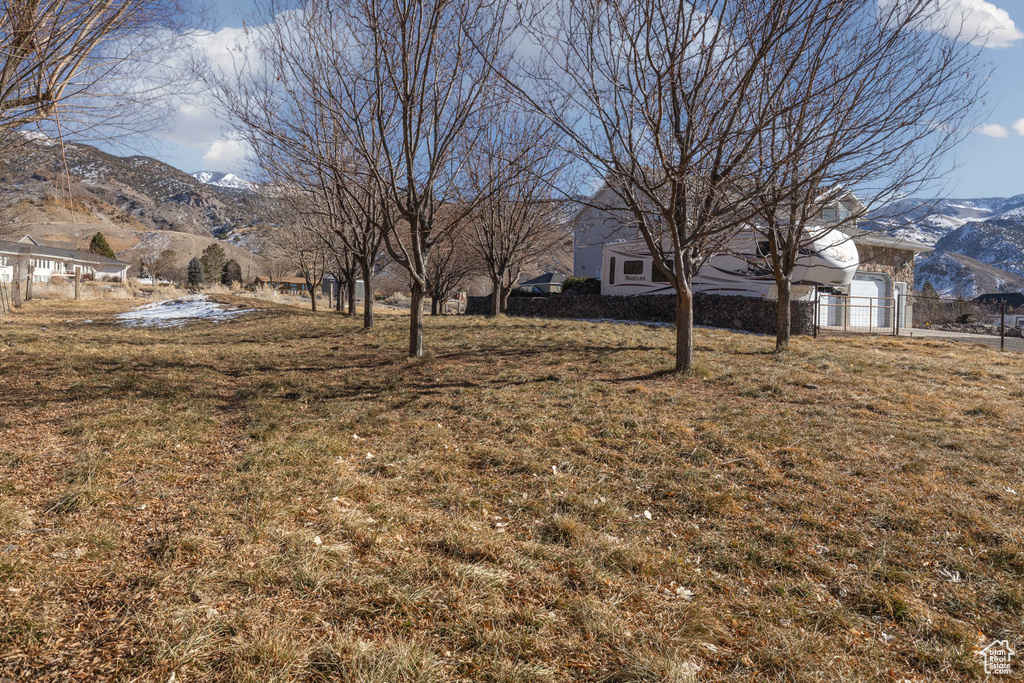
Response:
0,236,131,283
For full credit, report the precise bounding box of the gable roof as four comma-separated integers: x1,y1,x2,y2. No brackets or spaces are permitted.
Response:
0,239,131,267
520,272,566,287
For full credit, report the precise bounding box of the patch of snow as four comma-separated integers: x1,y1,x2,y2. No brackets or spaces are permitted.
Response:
192,171,256,191
19,130,57,147
116,295,252,328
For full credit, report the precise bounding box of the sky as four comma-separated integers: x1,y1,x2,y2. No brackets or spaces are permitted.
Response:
135,0,1024,199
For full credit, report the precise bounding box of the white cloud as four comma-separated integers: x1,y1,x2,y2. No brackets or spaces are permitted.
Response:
974,123,1011,137
1014,119,1024,136
887,0,1024,48
202,136,252,170
148,25,264,168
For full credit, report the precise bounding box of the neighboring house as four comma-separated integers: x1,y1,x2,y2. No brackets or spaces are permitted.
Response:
0,235,130,283
571,186,931,327
254,276,315,294
518,272,566,294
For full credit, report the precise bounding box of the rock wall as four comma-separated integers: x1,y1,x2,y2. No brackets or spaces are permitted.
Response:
467,293,815,336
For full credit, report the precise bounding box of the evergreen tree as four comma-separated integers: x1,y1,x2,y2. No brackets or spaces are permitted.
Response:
200,243,227,285
222,259,242,286
88,232,116,259
187,257,204,289
920,281,938,300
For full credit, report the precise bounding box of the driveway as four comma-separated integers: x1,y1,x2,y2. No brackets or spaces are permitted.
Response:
897,326,1024,352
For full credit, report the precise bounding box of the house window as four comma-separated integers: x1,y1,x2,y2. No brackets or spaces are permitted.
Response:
623,260,644,275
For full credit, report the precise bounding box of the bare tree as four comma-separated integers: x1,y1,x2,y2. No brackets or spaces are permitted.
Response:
425,218,477,315
206,5,388,331
324,0,513,355
517,0,916,372
748,0,985,352
464,106,572,316
0,0,189,142
276,219,328,314
139,245,176,283
322,228,360,315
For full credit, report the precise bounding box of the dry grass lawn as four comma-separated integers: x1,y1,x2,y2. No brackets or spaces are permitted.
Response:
1,297,1022,682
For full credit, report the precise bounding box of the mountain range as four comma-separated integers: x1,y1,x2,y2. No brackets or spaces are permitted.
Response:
865,195,1024,298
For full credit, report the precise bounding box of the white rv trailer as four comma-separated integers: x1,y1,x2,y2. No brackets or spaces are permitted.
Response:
600,229,859,300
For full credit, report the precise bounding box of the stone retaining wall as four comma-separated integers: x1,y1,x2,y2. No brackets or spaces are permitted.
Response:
467,293,814,336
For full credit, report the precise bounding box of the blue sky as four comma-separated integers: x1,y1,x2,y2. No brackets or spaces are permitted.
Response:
142,0,1024,199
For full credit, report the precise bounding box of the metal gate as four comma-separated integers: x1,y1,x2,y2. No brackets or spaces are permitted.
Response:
815,292,897,335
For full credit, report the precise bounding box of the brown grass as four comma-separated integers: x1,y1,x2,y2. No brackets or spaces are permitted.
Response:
1,297,1021,681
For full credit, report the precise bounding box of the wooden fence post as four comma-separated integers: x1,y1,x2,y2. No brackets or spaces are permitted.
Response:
75,269,81,301
12,258,22,308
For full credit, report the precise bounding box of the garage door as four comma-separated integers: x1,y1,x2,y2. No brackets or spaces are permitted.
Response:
849,274,889,328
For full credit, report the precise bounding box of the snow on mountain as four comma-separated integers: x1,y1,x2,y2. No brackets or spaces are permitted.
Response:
916,251,1024,298
867,194,1024,297
191,171,256,192
866,194,1024,247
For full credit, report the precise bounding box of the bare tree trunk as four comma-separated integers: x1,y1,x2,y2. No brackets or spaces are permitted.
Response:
674,287,694,373
431,296,439,316
308,283,318,314
348,281,357,317
500,286,512,314
490,278,501,317
409,279,425,357
75,269,80,300
775,276,792,353
336,281,344,312
25,265,33,301
359,258,374,329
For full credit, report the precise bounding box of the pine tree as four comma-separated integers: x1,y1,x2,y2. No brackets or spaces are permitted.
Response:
200,243,226,285
187,257,204,289
88,232,116,259
920,281,938,300
222,259,242,286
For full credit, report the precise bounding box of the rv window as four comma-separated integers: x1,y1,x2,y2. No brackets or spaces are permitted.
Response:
623,260,644,275
757,241,770,257
652,260,672,282
609,258,616,285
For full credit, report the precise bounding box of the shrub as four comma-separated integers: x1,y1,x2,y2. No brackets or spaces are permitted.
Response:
561,276,600,295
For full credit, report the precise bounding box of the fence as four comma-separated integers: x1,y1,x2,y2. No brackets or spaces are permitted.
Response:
815,293,897,335
815,290,1020,349
908,293,1018,349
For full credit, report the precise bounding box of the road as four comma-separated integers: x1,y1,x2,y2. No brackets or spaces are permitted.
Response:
897,326,1024,352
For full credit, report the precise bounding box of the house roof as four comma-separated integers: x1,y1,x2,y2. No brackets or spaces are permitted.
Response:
255,276,309,286
520,272,566,286
843,228,932,253
0,239,131,267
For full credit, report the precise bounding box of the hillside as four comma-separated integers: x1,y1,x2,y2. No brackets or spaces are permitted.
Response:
1,299,1021,681
0,134,269,277
866,195,1024,296
915,250,1024,297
